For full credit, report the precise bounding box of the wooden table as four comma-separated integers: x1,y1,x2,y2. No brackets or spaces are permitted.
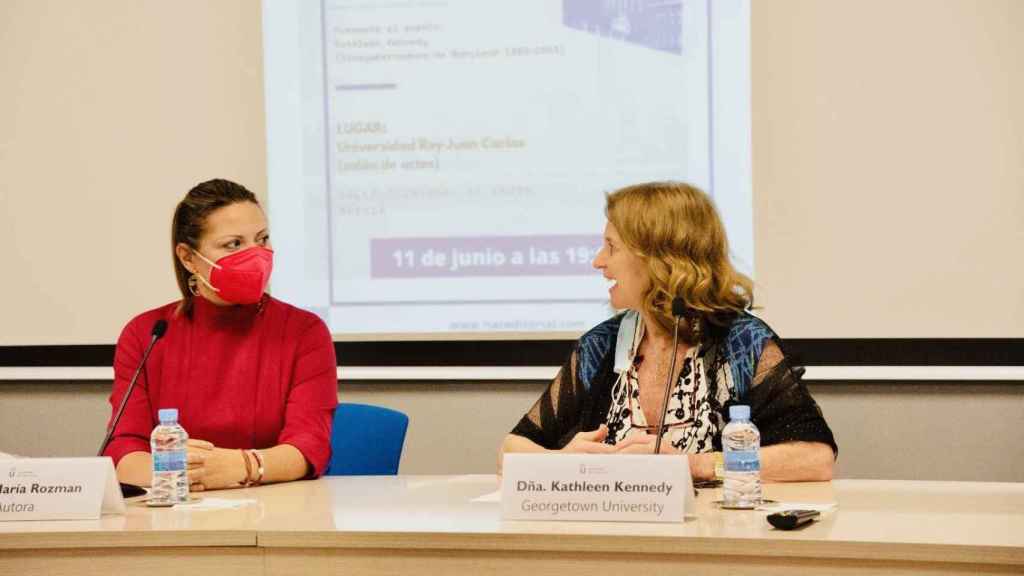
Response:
2,477,1023,575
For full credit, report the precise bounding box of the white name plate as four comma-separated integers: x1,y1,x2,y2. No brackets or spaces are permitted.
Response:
501,453,694,523
0,457,126,521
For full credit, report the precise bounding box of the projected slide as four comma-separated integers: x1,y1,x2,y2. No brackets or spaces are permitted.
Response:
264,0,751,337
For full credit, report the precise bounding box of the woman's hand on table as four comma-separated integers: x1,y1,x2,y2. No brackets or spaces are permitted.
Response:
560,425,618,454
186,439,248,491
612,431,658,453
611,433,717,481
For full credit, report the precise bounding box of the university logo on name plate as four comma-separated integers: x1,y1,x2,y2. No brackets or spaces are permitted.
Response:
501,453,694,523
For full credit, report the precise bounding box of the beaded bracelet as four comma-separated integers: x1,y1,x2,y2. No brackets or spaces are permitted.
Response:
248,449,265,485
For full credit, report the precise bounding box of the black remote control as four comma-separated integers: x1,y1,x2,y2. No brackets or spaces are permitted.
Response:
766,509,820,530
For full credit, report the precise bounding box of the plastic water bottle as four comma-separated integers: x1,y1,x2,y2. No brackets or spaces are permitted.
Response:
722,404,762,508
150,408,189,505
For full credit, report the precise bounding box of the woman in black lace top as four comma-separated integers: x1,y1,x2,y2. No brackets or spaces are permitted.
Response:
501,182,836,481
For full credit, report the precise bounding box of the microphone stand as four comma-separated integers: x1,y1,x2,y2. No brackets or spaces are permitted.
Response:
98,320,167,498
654,298,686,455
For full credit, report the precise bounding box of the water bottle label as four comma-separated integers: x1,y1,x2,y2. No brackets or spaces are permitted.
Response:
724,449,761,472
153,451,186,472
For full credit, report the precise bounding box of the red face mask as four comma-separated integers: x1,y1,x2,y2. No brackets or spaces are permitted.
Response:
193,246,274,305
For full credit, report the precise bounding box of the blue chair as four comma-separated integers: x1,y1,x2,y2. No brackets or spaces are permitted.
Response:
325,403,409,475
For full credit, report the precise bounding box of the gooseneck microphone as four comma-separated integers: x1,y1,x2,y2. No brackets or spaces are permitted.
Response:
98,317,166,453
98,318,167,457
97,319,167,497
654,298,687,455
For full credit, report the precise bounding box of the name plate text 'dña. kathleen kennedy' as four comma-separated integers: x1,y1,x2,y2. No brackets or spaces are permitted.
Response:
501,453,694,523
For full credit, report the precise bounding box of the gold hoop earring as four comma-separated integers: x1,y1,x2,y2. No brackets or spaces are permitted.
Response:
188,274,200,296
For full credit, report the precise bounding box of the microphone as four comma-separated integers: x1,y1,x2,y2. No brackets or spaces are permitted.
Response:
98,319,167,498
654,297,686,455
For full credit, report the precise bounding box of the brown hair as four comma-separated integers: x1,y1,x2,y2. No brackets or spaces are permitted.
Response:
172,179,259,317
605,181,753,340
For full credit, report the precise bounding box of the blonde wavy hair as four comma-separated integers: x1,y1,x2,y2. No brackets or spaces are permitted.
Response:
605,181,753,340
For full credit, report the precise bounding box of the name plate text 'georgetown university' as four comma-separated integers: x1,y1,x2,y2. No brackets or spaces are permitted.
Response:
0,457,125,521
501,453,695,522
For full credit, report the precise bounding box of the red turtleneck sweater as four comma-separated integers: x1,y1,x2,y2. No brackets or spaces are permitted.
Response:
103,295,337,477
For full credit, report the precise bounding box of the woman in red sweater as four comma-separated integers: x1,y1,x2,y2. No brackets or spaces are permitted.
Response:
104,179,337,490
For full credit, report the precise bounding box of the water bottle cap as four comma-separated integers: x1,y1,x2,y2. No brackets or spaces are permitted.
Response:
729,405,751,420
158,408,178,422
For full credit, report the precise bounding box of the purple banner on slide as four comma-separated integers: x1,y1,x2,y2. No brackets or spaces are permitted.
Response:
562,0,684,55
371,235,603,278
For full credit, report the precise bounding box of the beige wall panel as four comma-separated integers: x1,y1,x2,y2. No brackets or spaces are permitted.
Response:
752,0,1024,337
0,0,266,345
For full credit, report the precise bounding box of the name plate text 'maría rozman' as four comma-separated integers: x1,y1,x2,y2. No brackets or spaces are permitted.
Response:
501,453,694,522
0,457,125,521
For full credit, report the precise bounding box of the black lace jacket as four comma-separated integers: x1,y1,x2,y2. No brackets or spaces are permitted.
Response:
511,313,838,455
